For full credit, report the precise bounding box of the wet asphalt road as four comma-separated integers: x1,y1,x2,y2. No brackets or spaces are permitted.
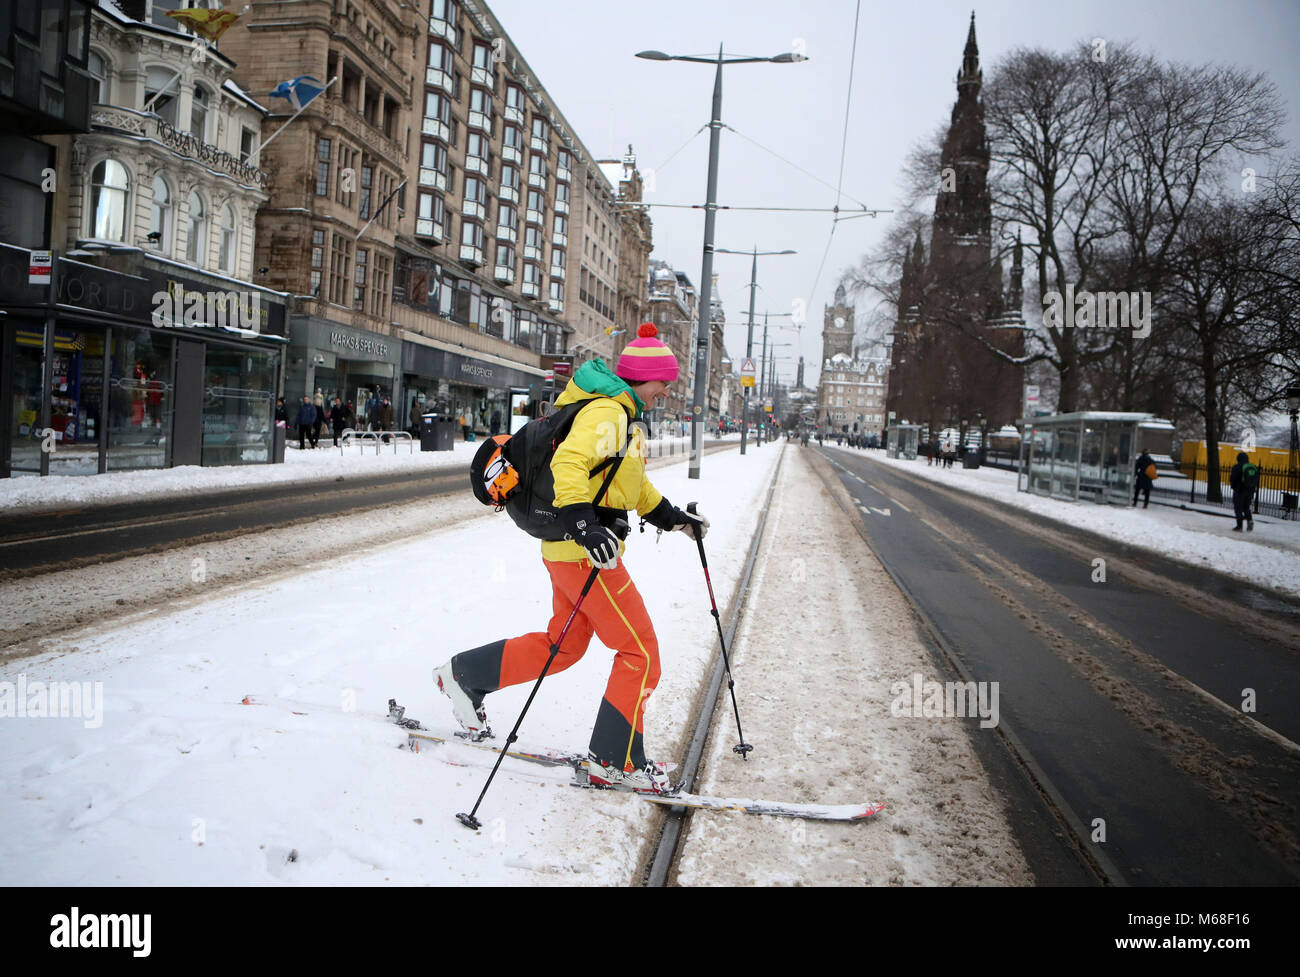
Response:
817,445,1300,886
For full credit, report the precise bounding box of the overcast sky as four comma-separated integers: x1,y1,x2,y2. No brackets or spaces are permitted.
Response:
489,0,1300,386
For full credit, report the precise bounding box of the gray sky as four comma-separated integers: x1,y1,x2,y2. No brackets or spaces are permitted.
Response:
490,0,1300,386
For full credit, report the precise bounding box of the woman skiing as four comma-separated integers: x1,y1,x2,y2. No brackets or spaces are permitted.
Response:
433,324,707,793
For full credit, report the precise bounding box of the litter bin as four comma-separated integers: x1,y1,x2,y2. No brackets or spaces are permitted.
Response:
962,453,981,469
420,414,456,451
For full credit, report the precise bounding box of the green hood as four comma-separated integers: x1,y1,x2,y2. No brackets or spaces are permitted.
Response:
557,359,645,415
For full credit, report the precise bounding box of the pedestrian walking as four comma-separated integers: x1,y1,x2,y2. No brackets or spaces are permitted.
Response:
1229,451,1260,532
312,388,325,446
1133,450,1156,507
490,410,502,436
329,397,349,447
433,324,706,793
296,396,317,449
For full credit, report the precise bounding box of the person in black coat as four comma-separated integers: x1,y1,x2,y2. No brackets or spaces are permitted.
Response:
1133,451,1155,507
274,397,287,425
329,397,349,447
296,397,318,449
1229,451,1256,532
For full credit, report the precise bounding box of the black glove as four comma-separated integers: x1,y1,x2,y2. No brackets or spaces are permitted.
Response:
644,498,710,541
559,503,620,569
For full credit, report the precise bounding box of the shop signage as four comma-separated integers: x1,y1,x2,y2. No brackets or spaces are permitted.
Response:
329,330,389,358
29,250,52,285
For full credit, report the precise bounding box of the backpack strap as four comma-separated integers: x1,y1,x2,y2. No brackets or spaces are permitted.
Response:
580,399,636,508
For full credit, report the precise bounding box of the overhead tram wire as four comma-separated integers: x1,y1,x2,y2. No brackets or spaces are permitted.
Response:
805,0,864,329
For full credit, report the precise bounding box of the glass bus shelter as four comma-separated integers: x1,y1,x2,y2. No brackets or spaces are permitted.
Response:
886,423,922,460
1018,412,1174,504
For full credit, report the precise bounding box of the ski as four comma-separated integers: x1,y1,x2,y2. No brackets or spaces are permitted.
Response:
399,708,883,823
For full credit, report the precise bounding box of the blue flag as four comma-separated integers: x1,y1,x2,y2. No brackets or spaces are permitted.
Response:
269,76,325,112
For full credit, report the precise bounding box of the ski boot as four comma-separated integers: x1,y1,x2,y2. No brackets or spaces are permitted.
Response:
583,754,675,795
433,661,493,742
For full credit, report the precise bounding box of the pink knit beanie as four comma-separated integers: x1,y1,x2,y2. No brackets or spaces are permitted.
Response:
615,323,679,383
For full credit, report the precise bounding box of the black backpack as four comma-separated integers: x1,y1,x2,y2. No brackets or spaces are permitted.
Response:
1241,462,1260,490
470,399,633,541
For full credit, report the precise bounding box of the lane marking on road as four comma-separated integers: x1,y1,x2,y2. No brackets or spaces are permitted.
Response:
888,497,912,513
870,507,891,517
858,505,870,514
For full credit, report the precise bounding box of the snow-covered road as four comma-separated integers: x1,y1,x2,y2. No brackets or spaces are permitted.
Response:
0,442,779,885
675,448,1032,885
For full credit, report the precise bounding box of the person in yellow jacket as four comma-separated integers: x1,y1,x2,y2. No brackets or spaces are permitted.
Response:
433,324,708,793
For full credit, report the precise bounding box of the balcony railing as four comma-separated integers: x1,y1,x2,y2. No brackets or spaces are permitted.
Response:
521,280,539,298
501,144,521,165
548,298,564,314
459,245,484,265
468,109,492,133
526,208,545,226
426,67,454,95
504,105,524,125
554,198,569,216
527,171,546,189
552,231,567,248
415,219,444,243
418,167,448,192
498,185,518,205
494,265,515,283
422,118,450,143
550,265,565,281
530,136,548,154
471,65,494,89
523,244,541,261
462,199,485,220
496,224,517,243
429,16,458,45
464,155,489,177
557,166,572,183
91,106,267,188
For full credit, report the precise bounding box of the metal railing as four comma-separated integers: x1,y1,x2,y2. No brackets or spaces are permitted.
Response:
338,429,414,455
1155,459,1300,520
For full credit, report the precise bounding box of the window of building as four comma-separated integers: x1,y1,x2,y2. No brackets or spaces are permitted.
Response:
472,41,492,71
190,84,209,141
310,229,325,296
354,248,368,310
149,175,172,254
217,202,237,274
144,66,180,126
429,41,452,72
186,189,206,263
240,126,257,164
469,87,491,119
369,253,390,319
467,132,488,164
553,214,567,238
495,243,513,267
498,202,516,229
87,50,107,104
335,146,358,206
89,159,130,242
527,189,543,214
461,221,483,249
524,225,542,250
549,280,564,303
530,116,548,143
359,165,373,219
464,175,485,204
528,154,546,180
315,137,331,196
505,84,524,114
522,262,541,286
329,233,352,306
422,141,448,176
503,125,522,152
424,91,451,125
550,247,564,270
555,181,570,206
557,149,571,171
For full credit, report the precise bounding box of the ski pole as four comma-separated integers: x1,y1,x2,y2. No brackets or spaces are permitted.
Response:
686,502,753,759
457,562,603,830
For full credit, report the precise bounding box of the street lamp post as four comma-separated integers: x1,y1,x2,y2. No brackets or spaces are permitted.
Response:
714,246,796,454
1287,384,1300,520
636,45,805,478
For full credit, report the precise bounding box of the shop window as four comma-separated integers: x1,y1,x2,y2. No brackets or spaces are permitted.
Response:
108,327,173,471
201,344,277,467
